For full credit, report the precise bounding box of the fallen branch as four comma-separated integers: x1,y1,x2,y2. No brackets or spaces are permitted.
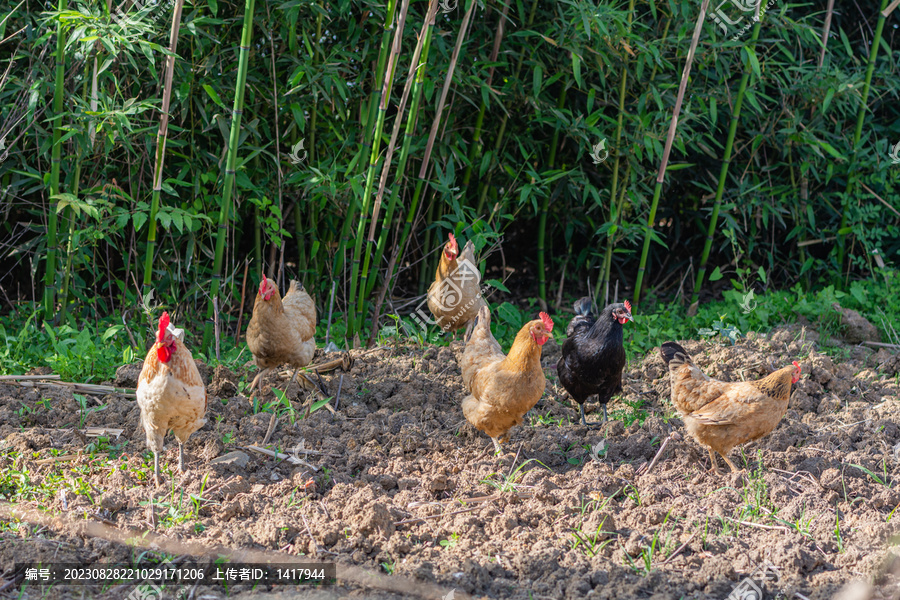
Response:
398,492,534,525
637,432,680,477
725,517,790,532
861,341,900,349
659,532,696,566
245,445,319,471
0,377,136,398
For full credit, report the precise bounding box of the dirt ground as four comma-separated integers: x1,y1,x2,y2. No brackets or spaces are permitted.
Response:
1,324,900,599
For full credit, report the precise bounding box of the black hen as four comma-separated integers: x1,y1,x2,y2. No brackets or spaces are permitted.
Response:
556,297,633,425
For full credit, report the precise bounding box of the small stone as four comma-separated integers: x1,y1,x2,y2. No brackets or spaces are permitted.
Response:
210,450,249,469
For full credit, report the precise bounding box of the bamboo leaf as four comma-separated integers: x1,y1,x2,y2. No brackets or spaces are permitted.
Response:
532,65,542,98
208,0,218,16
743,47,761,78
484,279,509,293
202,84,226,108
822,88,834,114
572,53,583,88
814,139,847,161
838,27,852,58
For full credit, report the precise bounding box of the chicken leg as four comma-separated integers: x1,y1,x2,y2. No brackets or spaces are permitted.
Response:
153,451,161,486
707,448,721,475
247,367,271,404
491,437,502,454
721,453,740,473
178,442,186,473
578,401,608,428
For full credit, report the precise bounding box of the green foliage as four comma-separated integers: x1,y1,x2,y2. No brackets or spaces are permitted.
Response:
1,0,897,351
44,322,124,382
0,268,896,384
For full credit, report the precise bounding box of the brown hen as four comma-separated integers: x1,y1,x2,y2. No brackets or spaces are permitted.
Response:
427,232,486,335
660,341,801,474
246,276,317,399
460,306,553,453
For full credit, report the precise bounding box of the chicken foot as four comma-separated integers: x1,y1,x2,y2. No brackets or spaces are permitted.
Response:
721,453,740,473
578,402,608,428
707,448,741,474
247,367,271,405
491,438,503,454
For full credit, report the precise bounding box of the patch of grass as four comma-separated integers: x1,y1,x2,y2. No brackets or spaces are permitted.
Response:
834,509,845,553
529,411,570,428
609,398,648,427
571,522,615,557
735,455,777,523
770,502,814,539
621,511,678,576
849,462,893,489
380,560,396,574
140,475,211,529
84,435,128,459
481,458,549,493
623,484,641,507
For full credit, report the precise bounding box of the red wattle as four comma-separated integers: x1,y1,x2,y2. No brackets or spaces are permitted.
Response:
157,344,172,363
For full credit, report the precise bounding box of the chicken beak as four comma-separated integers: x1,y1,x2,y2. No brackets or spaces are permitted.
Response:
624,310,633,322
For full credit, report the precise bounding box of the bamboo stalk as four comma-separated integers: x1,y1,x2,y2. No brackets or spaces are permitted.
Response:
58,52,97,321
359,0,399,175
367,0,433,242
817,0,835,68
595,0,636,305
688,19,762,313
58,155,82,321
836,0,889,276
474,0,539,217
633,0,710,305
0,377,136,398
363,0,439,301
142,0,185,293
412,0,478,298
266,0,285,285
334,0,398,277
202,0,257,351
388,9,441,292
418,0,477,184
349,0,410,338
42,0,67,321
537,87,567,311
460,2,509,191
597,162,631,304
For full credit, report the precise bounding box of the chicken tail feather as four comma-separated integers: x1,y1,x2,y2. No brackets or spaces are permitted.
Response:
660,341,690,368
573,297,593,317
466,305,491,343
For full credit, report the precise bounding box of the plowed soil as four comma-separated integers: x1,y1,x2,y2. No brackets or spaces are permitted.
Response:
2,325,900,599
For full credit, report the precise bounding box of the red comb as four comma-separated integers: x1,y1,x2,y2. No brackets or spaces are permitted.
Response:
793,361,801,371
539,312,553,332
624,300,632,311
448,232,457,247
158,312,170,342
